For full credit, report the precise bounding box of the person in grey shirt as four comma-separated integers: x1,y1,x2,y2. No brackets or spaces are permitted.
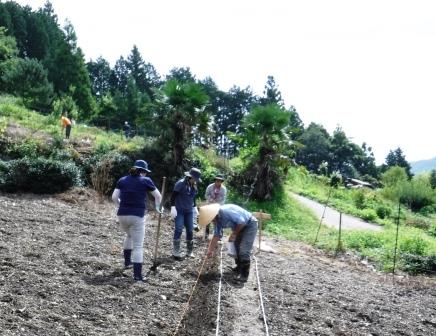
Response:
205,204,258,282
205,174,227,204
203,174,227,238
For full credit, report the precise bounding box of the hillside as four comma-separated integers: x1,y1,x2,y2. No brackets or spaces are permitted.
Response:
411,157,436,174
1,191,435,335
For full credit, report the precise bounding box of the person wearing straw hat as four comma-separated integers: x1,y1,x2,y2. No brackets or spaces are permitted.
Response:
204,174,227,238
201,203,258,282
170,167,202,260
111,160,162,282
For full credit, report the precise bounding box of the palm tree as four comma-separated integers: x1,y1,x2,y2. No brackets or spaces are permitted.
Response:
154,79,209,170
240,103,293,200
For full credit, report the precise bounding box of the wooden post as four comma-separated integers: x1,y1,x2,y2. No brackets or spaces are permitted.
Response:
151,177,166,270
392,202,401,280
258,209,263,252
252,211,271,253
335,212,343,256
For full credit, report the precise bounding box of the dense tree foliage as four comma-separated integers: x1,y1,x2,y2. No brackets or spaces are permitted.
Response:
430,170,436,189
0,57,53,111
0,1,95,117
384,147,413,179
295,123,331,172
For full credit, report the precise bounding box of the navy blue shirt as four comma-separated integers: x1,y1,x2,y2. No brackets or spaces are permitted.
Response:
214,204,255,238
173,178,197,213
116,175,157,217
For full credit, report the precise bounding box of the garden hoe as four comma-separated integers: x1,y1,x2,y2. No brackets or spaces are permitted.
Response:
150,176,166,272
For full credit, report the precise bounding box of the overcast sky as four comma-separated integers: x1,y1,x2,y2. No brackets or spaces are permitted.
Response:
14,0,436,164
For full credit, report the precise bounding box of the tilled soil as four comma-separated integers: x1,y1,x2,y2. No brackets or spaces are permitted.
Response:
1,190,435,336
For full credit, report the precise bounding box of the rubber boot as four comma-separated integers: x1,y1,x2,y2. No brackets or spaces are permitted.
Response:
173,239,183,261
123,249,132,269
231,258,241,273
238,260,250,282
133,263,143,282
186,240,194,258
204,224,210,240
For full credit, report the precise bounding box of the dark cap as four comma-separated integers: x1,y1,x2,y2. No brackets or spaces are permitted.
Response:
184,167,202,182
133,160,151,173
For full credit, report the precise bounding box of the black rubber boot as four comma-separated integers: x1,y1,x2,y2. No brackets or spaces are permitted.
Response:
204,224,210,239
173,239,183,261
186,240,194,258
238,260,250,282
123,249,132,269
231,258,241,273
133,263,144,282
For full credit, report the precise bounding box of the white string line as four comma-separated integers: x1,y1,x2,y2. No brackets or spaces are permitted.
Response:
254,255,270,336
215,244,224,336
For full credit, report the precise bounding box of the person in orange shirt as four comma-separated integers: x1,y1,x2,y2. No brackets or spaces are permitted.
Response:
61,115,72,139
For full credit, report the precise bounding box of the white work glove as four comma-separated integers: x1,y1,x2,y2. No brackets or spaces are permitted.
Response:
170,206,177,220
155,204,162,214
193,207,199,216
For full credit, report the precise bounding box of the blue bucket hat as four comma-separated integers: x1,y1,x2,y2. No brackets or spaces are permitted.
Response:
133,160,151,173
185,167,201,182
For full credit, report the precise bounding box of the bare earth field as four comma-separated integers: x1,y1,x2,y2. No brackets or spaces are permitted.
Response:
1,190,435,336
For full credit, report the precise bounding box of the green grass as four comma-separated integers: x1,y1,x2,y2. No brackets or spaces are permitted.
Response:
283,166,436,272
228,188,337,248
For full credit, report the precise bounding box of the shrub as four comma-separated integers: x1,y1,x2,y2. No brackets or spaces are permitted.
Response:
353,189,366,209
376,205,392,219
344,232,384,250
88,151,131,195
5,137,50,159
400,235,429,256
402,253,436,275
398,179,435,212
405,217,431,230
329,171,342,187
419,204,436,216
360,208,378,221
0,157,83,194
427,223,436,237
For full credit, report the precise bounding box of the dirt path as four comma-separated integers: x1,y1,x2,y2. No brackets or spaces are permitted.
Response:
291,192,382,231
1,190,435,336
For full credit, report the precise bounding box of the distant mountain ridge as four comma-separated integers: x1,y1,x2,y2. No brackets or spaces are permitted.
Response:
410,157,436,174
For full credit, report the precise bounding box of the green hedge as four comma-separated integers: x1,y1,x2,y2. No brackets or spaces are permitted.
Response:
0,157,83,194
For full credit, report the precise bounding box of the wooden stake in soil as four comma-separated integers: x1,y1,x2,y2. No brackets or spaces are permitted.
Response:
314,186,332,244
151,176,166,271
335,212,343,256
259,209,263,252
392,202,401,280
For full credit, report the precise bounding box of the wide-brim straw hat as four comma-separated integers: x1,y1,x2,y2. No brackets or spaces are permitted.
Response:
198,203,220,227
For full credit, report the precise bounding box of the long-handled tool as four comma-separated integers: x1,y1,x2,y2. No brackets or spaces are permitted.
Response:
150,176,166,271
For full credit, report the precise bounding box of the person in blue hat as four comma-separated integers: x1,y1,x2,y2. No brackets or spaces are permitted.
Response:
170,167,201,260
111,160,162,282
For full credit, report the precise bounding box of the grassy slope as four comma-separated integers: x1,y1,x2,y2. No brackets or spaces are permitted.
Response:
285,166,436,272
0,95,146,153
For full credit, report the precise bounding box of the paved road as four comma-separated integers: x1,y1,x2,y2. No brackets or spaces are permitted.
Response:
291,193,382,231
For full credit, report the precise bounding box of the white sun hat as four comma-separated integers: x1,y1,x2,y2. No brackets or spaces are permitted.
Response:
198,203,220,227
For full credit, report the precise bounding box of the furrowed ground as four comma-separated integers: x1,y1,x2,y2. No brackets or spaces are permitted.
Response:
0,190,435,336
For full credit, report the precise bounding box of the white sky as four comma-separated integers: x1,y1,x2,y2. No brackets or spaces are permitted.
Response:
14,0,436,164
